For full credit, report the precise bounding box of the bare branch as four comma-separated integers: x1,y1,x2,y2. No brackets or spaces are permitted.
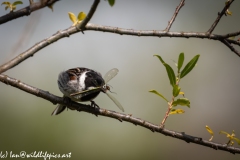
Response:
0,0,59,25
1,25,240,74
0,73,240,154
165,0,185,32
207,0,234,34
1,0,240,75
222,30,240,38
0,0,100,74
76,0,100,31
221,39,240,56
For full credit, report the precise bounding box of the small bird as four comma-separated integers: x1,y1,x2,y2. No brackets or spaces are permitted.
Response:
52,67,124,115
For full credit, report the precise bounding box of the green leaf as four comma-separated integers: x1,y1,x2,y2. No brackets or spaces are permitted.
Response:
149,90,169,102
178,52,184,73
1,2,11,5
172,85,181,97
68,12,77,26
108,0,115,6
78,12,86,21
180,54,200,78
154,54,165,64
153,55,176,86
12,1,23,6
170,109,185,114
172,98,190,107
164,63,176,87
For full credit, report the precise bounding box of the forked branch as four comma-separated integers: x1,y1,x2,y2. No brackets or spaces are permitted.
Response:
0,0,59,24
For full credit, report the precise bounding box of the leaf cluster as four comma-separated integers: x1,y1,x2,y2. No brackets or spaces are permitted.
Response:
1,1,22,12
68,12,86,26
150,53,199,116
206,126,240,146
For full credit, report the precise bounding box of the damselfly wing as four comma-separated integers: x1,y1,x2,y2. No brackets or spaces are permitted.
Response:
70,68,124,112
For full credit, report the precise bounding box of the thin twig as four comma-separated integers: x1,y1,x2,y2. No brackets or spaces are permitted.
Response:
0,73,240,154
221,39,240,56
0,0,59,25
165,0,185,32
207,0,234,34
222,30,240,38
0,0,100,74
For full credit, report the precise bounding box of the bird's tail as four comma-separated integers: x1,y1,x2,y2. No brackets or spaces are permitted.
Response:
51,104,66,115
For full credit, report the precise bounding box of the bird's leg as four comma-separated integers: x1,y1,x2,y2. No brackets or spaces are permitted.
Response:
91,101,100,109
63,96,75,110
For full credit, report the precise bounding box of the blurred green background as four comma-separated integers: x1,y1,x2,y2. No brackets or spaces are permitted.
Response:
1,0,240,159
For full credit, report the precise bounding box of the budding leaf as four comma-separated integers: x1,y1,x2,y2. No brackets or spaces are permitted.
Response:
149,90,169,102
12,5,16,10
78,12,86,21
1,2,11,5
173,85,181,97
170,109,185,114
233,137,240,145
68,12,77,26
179,91,185,95
206,125,214,141
226,9,232,16
180,54,200,79
178,52,184,73
172,98,190,107
225,1,232,16
219,131,231,138
228,36,235,40
108,0,115,6
206,125,214,136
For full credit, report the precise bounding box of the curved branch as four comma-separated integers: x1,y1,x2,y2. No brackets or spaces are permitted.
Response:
207,0,234,34
0,73,240,154
0,0,59,25
0,0,100,74
221,39,240,55
0,0,239,75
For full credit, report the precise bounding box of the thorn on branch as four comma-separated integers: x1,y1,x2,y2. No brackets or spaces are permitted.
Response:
142,120,145,125
150,127,155,132
138,31,141,37
118,118,123,122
